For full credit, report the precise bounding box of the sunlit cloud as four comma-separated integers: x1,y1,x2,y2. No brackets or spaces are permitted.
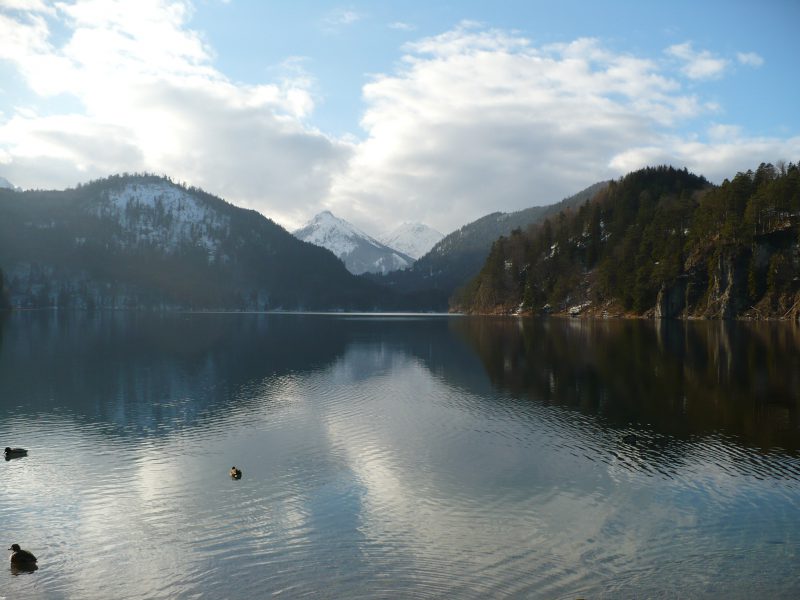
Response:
666,42,728,80
319,27,793,234
0,0,351,225
0,8,794,234
326,27,708,232
609,134,800,182
0,0,56,13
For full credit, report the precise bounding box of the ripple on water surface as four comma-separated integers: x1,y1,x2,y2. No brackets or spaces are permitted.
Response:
2,314,800,598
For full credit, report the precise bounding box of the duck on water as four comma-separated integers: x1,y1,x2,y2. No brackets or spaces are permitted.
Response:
9,544,37,570
4,447,27,460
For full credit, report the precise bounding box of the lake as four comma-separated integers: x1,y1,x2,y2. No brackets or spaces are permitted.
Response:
2,312,799,598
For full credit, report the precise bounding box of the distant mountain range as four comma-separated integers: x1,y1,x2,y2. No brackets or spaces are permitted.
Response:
16,168,782,319
0,176,18,191
0,174,398,311
293,211,416,275
0,173,632,313
365,181,610,308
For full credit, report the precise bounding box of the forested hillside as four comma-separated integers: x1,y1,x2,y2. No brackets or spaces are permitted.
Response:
368,181,608,309
0,174,398,311
454,163,800,319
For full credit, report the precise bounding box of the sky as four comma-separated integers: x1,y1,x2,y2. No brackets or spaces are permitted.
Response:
0,0,798,236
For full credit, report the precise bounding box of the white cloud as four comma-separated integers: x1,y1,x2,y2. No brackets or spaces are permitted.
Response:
0,0,56,13
737,51,764,67
316,28,796,234
322,6,363,32
0,0,350,223
320,29,793,234
325,27,710,232
0,10,794,236
388,21,415,31
666,42,728,80
707,123,743,142
610,135,800,185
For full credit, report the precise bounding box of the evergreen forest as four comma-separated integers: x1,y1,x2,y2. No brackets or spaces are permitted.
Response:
453,163,800,319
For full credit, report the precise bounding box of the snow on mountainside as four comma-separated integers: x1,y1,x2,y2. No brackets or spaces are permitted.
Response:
294,211,363,257
0,174,394,311
93,181,231,258
378,222,443,260
293,211,414,275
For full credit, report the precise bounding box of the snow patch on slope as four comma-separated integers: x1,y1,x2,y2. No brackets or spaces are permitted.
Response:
93,182,230,257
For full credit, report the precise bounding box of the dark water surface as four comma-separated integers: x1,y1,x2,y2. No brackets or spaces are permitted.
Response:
1,313,799,598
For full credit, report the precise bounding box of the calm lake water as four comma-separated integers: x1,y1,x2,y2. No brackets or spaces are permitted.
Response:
1,312,799,599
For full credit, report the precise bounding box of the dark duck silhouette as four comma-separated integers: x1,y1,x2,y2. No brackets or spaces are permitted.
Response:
4,447,28,460
9,544,37,569
230,466,242,480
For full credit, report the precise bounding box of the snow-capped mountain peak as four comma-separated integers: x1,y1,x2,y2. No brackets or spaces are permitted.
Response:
294,211,413,275
296,211,379,256
377,222,444,260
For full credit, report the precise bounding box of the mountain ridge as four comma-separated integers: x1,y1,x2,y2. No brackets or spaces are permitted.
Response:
293,210,414,275
0,174,398,311
365,181,610,308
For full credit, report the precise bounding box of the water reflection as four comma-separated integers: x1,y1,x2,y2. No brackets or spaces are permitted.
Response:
0,312,354,433
1,313,799,598
452,317,800,453
10,564,39,575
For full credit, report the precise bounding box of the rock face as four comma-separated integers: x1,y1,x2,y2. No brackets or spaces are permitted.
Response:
657,251,752,319
655,240,800,320
655,277,687,319
704,251,749,318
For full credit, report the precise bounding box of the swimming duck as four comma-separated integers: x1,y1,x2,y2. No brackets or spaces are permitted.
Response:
4,447,27,459
8,544,37,566
230,466,242,480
